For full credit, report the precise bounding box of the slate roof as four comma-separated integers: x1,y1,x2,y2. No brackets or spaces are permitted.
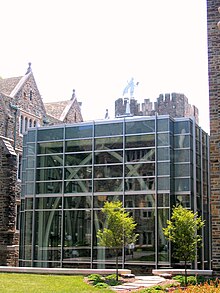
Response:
44,100,70,120
0,76,22,96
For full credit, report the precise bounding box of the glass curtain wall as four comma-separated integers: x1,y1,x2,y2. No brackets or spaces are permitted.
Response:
19,116,210,270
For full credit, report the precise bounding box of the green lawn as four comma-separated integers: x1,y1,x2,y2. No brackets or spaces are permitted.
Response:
0,273,113,293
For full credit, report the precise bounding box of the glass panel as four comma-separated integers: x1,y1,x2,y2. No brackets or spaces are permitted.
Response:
26,169,35,181
125,163,155,177
94,165,123,178
125,209,155,263
65,166,92,180
125,120,155,134
174,164,190,177
125,134,155,148
94,179,123,192
38,142,63,154
26,183,34,195
93,195,123,208
125,178,155,191
174,149,190,162
65,153,92,166
125,149,155,162
157,147,170,161
157,133,169,146
37,155,63,167
124,194,155,208
66,139,92,152
38,128,63,141
27,143,36,155
63,210,91,263
157,162,170,176
64,196,92,209
35,197,62,209
65,180,92,193
23,211,33,260
175,178,190,192
157,118,169,132
27,130,36,142
157,177,170,190
174,134,190,148
95,137,123,150
175,194,190,208
158,209,169,262
95,123,123,136
34,210,62,262
174,121,190,134
94,151,123,164
26,198,33,210
158,194,169,207
27,156,35,168
36,168,63,181
65,125,93,139
36,182,62,194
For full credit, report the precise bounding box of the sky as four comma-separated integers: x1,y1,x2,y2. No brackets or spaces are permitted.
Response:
0,0,209,133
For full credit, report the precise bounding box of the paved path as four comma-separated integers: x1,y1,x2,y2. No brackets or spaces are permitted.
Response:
112,275,166,291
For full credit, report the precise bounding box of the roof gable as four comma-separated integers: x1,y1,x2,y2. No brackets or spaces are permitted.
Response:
0,76,22,96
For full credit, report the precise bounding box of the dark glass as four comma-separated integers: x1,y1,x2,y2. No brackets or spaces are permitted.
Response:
95,122,123,136
158,209,169,263
157,162,170,176
36,182,62,194
27,156,35,168
125,120,155,134
125,209,155,263
175,178,190,192
65,153,92,166
95,137,123,150
64,196,92,209
174,121,190,134
157,147,170,161
124,194,155,208
26,169,35,181
27,130,36,142
158,194,169,207
174,149,190,162
175,194,190,208
34,210,62,261
174,163,191,177
93,195,122,208
38,128,63,141
125,134,155,148
23,211,33,260
157,177,170,190
157,118,169,132
125,177,155,191
65,125,93,139
94,179,123,192
125,163,155,177
37,155,63,167
66,139,92,152
63,210,91,263
25,198,33,210
65,166,92,180
94,165,123,178
38,142,63,154
157,133,169,146
35,197,62,209
65,180,92,193
174,134,190,148
27,143,36,155
36,168,63,181
94,151,123,164
125,148,155,162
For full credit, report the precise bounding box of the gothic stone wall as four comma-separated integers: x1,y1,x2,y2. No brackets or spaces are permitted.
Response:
0,143,19,266
207,0,220,271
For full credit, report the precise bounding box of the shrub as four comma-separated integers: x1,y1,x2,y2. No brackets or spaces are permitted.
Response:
87,274,104,285
94,282,109,288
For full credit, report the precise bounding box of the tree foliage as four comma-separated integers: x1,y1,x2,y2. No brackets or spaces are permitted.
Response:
163,205,205,285
97,201,138,280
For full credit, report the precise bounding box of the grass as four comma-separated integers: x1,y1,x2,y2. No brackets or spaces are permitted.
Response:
0,273,113,293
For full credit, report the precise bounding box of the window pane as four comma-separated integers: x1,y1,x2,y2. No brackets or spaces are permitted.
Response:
157,162,170,176
94,165,123,178
66,125,92,139
95,137,123,150
157,177,170,190
37,155,63,167
38,142,63,154
174,164,190,177
158,194,169,207
38,128,63,141
125,178,155,191
35,197,62,209
157,148,170,161
125,134,155,148
125,149,155,162
174,121,190,134
36,168,63,181
175,178,190,192
94,151,123,164
36,182,62,194
66,139,92,152
95,123,123,136
174,149,190,162
93,195,123,208
124,194,155,208
65,166,92,179
125,163,155,177
125,120,155,134
94,179,123,192
65,153,92,166
65,180,92,193
174,134,190,148
157,133,169,146
157,118,169,132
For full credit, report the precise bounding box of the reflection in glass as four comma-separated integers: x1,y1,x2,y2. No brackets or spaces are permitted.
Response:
36,182,62,194
125,134,155,148
125,163,155,177
95,123,123,137
124,194,155,208
37,155,63,167
125,120,155,134
66,139,92,152
65,153,92,166
95,137,123,150
38,142,63,154
36,168,63,181
125,149,155,162
158,209,169,263
64,196,91,209
94,165,123,178
94,151,123,164
65,166,92,180
94,179,123,192
35,197,62,209
125,178,155,191
65,180,92,193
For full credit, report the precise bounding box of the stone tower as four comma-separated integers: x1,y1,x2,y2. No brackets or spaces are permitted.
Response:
207,0,220,271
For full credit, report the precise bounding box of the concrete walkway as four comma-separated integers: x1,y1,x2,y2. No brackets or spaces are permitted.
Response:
112,275,166,291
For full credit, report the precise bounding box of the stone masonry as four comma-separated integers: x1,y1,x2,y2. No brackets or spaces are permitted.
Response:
207,0,220,271
0,64,83,266
115,92,199,124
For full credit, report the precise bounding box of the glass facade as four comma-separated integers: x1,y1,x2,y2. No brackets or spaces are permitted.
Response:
19,116,211,270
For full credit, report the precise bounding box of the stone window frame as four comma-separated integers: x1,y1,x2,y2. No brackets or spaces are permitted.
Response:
19,111,40,135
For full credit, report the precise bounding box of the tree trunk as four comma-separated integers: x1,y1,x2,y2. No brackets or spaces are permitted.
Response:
116,249,119,281
184,259,187,286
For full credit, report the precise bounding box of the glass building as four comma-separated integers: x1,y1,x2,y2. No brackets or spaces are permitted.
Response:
19,116,211,270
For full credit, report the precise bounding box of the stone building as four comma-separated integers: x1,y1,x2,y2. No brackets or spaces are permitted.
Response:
115,93,199,124
207,0,220,272
0,63,83,266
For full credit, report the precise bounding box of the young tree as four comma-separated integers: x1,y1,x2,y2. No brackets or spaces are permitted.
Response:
163,205,205,286
97,201,138,281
